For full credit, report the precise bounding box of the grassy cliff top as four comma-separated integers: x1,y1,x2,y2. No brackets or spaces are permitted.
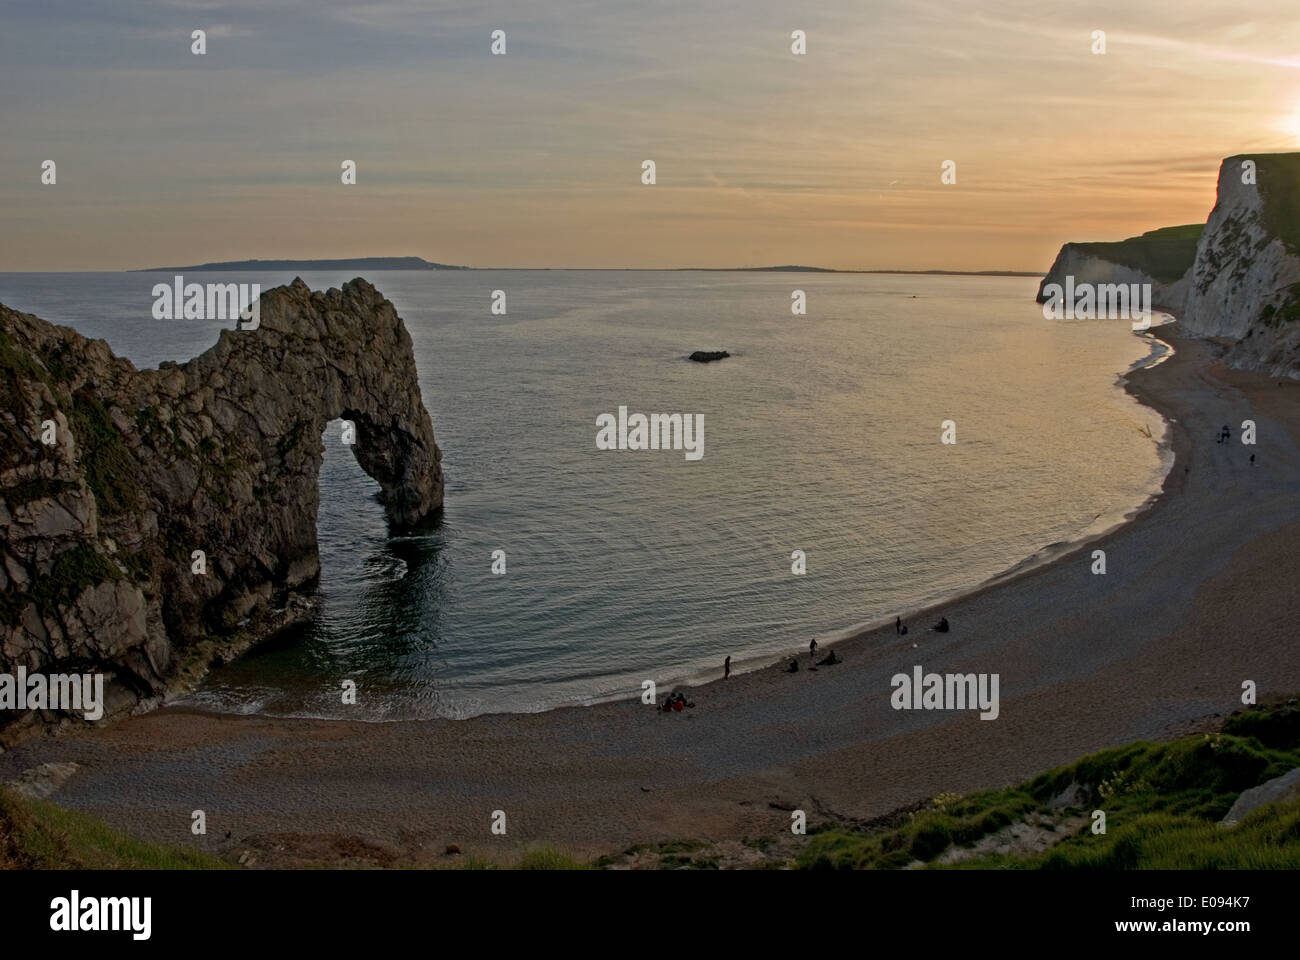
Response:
1239,153,1300,255
1065,224,1204,284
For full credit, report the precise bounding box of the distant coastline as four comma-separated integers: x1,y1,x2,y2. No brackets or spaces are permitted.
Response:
128,257,1039,276
131,256,470,273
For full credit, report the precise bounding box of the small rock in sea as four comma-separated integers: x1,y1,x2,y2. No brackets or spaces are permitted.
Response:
688,350,730,363
445,844,461,856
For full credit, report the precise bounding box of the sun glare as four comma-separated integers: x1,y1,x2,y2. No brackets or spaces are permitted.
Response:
1281,100,1300,144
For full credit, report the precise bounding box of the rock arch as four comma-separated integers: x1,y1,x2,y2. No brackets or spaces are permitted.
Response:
0,278,442,736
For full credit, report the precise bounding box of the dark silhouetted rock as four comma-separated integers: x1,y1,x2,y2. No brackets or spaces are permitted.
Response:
0,278,443,741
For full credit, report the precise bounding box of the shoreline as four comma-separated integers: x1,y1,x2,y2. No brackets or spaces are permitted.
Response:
572,321,1188,712
3,321,1298,867
175,321,1182,724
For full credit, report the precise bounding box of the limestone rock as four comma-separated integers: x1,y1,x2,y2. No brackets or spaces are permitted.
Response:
3,761,80,800
1220,766,1300,826
0,278,443,738
1181,155,1300,378
1038,152,1300,378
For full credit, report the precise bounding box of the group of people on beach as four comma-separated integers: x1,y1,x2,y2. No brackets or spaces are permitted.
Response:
659,691,694,713
782,637,843,674
713,612,953,696
895,614,947,634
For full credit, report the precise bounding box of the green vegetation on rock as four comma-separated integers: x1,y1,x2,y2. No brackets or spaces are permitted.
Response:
64,390,140,517
1249,153,1300,255
1260,282,1300,328
798,701,1300,870
1,544,125,628
2,544,124,629
0,788,231,869
1067,224,1203,284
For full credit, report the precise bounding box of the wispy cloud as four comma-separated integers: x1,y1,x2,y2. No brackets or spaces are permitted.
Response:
1,0,1298,270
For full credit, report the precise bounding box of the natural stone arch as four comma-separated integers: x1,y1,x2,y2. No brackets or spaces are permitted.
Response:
0,278,442,733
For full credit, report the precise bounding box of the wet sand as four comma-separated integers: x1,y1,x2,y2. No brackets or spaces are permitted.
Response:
3,324,1299,867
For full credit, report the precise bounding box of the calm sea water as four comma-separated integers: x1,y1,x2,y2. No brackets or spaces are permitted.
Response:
0,271,1169,719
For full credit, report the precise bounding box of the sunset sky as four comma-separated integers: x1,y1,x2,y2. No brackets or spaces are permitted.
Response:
3,0,1300,271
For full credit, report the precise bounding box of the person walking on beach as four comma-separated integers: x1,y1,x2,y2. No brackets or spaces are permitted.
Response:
809,638,818,660
723,655,731,680
895,616,902,635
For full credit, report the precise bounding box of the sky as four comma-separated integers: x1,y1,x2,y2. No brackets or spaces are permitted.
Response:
2,0,1300,271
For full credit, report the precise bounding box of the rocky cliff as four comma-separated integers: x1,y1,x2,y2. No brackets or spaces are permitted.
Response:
1181,154,1300,377
1040,153,1300,378
0,278,443,743
1036,224,1202,313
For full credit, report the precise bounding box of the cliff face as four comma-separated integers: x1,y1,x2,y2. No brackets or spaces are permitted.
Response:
1036,225,1202,312
1181,155,1300,377
0,278,442,741
1039,154,1300,379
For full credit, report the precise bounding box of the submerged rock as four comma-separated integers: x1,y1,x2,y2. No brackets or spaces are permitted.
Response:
0,278,443,739
688,350,729,363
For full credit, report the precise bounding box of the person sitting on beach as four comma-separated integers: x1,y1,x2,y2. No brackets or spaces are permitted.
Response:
817,650,841,666
787,658,800,673
933,617,949,633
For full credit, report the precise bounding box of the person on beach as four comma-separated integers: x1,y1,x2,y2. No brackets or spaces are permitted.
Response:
809,638,818,659
933,617,949,633
817,649,841,666
787,657,800,673
724,655,731,680
895,616,902,635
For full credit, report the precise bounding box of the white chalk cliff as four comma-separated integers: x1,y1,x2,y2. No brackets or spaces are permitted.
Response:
1041,153,1300,378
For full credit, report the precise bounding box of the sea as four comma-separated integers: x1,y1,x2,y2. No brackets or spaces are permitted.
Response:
0,270,1171,719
